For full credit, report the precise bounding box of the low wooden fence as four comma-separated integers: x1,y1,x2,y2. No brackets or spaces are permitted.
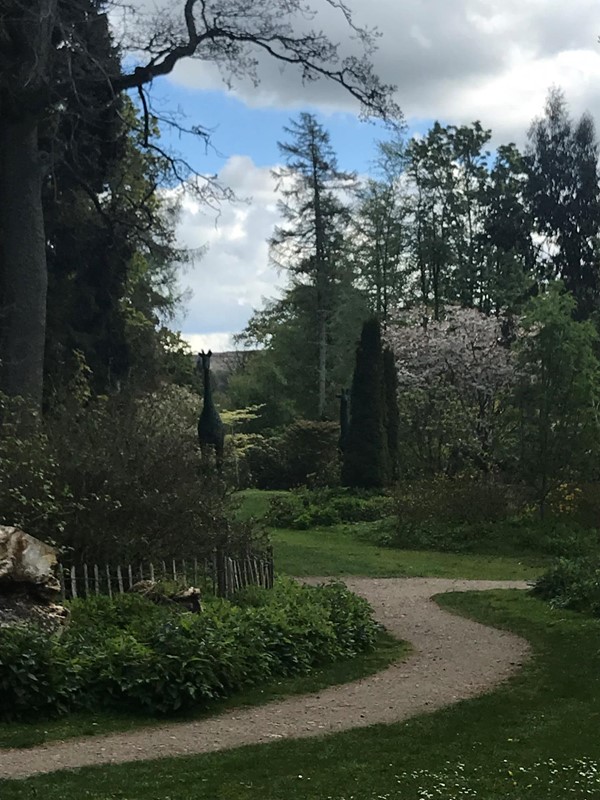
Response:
58,547,274,601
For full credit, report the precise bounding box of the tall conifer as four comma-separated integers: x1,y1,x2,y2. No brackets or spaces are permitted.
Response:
342,318,389,488
383,347,400,481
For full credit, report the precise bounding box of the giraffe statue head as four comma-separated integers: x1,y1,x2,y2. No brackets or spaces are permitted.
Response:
197,350,213,372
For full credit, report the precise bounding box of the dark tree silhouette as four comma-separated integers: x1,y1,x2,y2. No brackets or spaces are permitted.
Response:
383,347,399,480
197,350,225,472
0,0,400,411
341,318,389,488
338,387,350,453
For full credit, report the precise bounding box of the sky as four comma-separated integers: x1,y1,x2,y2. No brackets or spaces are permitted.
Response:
121,0,600,353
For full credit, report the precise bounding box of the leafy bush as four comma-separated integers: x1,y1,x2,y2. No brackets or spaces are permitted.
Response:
533,557,600,616
0,579,377,720
265,488,392,529
0,626,78,716
393,476,520,527
0,388,261,563
243,421,340,490
380,502,600,558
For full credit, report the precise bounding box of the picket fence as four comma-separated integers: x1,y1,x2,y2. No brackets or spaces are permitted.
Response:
58,547,274,601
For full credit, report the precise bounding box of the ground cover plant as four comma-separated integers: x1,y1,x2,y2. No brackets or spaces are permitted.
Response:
533,555,600,615
3,590,600,798
0,629,407,750
0,579,378,722
265,487,392,530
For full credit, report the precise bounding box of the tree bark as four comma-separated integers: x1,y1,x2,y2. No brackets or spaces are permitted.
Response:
0,118,47,411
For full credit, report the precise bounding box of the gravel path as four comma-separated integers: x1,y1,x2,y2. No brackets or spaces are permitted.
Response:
0,577,530,780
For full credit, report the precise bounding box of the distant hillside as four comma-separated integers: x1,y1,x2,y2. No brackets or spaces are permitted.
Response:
191,350,257,393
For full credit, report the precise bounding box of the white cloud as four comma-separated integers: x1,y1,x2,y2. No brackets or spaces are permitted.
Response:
125,0,600,346
127,0,600,143
172,156,285,345
181,332,236,352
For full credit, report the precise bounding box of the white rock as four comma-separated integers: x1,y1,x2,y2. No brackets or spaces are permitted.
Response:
0,526,60,597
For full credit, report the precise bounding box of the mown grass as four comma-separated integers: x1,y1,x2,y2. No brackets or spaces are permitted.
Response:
235,489,288,521
238,489,545,581
272,525,543,580
3,591,600,798
0,629,408,750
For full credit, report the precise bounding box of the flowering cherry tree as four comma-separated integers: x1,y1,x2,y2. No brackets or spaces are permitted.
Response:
385,306,519,474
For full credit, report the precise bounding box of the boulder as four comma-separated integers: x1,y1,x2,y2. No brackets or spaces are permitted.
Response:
0,527,67,632
0,526,60,599
0,594,69,633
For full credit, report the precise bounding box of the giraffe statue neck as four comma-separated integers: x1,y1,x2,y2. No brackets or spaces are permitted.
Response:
203,367,213,407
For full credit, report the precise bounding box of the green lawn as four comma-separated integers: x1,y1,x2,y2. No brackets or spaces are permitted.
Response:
235,489,288,521
272,526,543,580
238,489,545,581
3,591,600,798
0,629,408,750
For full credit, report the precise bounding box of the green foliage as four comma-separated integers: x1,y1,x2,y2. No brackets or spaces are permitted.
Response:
0,580,377,721
514,285,600,512
384,476,600,557
0,627,77,717
281,420,340,487
265,488,392,530
526,88,600,319
379,516,598,558
342,317,390,488
393,476,517,526
43,98,188,398
0,387,258,563
242,420,340,490
233,281,369,426
383,347,400,480
533,556,600,615
9,592,600,800
0,394,71,535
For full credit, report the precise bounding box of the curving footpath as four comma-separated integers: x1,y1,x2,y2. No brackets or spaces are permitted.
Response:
0,577,531,780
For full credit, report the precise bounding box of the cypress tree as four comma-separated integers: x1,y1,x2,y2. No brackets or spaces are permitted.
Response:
383,347,400,481
341,318,389,488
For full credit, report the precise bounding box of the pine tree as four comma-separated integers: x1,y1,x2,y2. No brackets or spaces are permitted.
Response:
383,347,400,481
342,318,389,488
271,113,355,418
526,88,600,319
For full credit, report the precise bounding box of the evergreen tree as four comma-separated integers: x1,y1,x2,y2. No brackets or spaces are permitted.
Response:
515,284,600,516
232,279,368,427
480,144,536,313
42,97,187,398
351,136,407,324
342,318,389,488
383,347,400,481
271,113,355,418
0,0,396,411
526,88,600,319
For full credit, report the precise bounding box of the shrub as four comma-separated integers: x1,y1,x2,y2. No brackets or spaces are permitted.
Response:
0,579,378,720
282,420,340,488
393,476,519,527
0,626,80,717
0,388,261,563
533,556,600,616
243,421,340,490
264,488,392,530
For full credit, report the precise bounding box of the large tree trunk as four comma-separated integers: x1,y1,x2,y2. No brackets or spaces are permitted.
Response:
0,118,47,411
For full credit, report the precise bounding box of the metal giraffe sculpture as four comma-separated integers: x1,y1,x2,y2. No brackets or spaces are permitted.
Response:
197,350,225,472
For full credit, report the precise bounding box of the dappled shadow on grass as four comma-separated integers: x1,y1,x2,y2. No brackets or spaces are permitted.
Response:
0,630,408,750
